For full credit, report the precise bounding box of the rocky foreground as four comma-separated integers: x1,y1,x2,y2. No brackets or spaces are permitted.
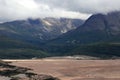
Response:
0,60,60,80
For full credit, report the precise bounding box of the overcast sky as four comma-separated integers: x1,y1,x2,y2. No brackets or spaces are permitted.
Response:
0,0,120,22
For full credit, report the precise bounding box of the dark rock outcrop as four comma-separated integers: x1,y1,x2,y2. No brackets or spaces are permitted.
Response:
0,61,60,80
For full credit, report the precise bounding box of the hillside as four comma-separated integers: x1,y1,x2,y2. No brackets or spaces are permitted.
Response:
44,11,120,59
0,18,83,59
0,12,120,59
70,43,120,59
0,36,48,59
47,12,120,45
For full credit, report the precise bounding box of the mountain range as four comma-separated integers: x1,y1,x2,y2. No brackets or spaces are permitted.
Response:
0,11,120,59
0,18,84,43
0,18,84,59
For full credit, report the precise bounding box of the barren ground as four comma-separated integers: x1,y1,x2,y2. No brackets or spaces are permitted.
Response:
7,59,120,80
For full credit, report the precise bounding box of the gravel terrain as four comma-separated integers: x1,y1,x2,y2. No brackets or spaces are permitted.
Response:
10,59,120,80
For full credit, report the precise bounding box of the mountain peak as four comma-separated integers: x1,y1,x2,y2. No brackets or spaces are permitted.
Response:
49,11,120,45
0,18,84,42
27,18,42,25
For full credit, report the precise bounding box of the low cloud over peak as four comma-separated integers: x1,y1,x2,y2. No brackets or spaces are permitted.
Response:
0,0,120,22
38,0,120,13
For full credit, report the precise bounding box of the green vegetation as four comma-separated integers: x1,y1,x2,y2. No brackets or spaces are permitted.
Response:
0,35,120,59
0,34,120,59
0,35,40,49
0,49,48,59
0,36,49,59
43,42,120,59
70,43,120,59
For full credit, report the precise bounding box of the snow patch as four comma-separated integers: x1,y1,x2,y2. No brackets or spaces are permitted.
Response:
43,20,52,26
61,28,67,33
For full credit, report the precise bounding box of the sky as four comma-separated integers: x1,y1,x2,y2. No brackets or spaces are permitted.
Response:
0,0,120,22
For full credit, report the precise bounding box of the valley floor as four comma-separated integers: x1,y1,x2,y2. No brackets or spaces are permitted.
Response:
5,59,120,80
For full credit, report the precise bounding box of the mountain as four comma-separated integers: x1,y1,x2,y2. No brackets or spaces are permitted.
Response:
44,11,120,58
0,18,84,59
1,11,120,59
48,11,120,45
0,18,84,44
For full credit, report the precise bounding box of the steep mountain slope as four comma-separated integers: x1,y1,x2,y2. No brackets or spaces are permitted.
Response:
0,18,84,43
44,11,120,58
48,11,120,45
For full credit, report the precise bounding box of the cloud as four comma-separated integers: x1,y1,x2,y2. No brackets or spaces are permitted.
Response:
0,0,47,22
0,0,120,22
37,0,120,14
0,0,91,22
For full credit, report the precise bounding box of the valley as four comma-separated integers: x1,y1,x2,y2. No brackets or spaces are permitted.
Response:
0,1,120,80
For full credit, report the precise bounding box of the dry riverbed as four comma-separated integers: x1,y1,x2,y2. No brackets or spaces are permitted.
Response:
5,59,120,80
